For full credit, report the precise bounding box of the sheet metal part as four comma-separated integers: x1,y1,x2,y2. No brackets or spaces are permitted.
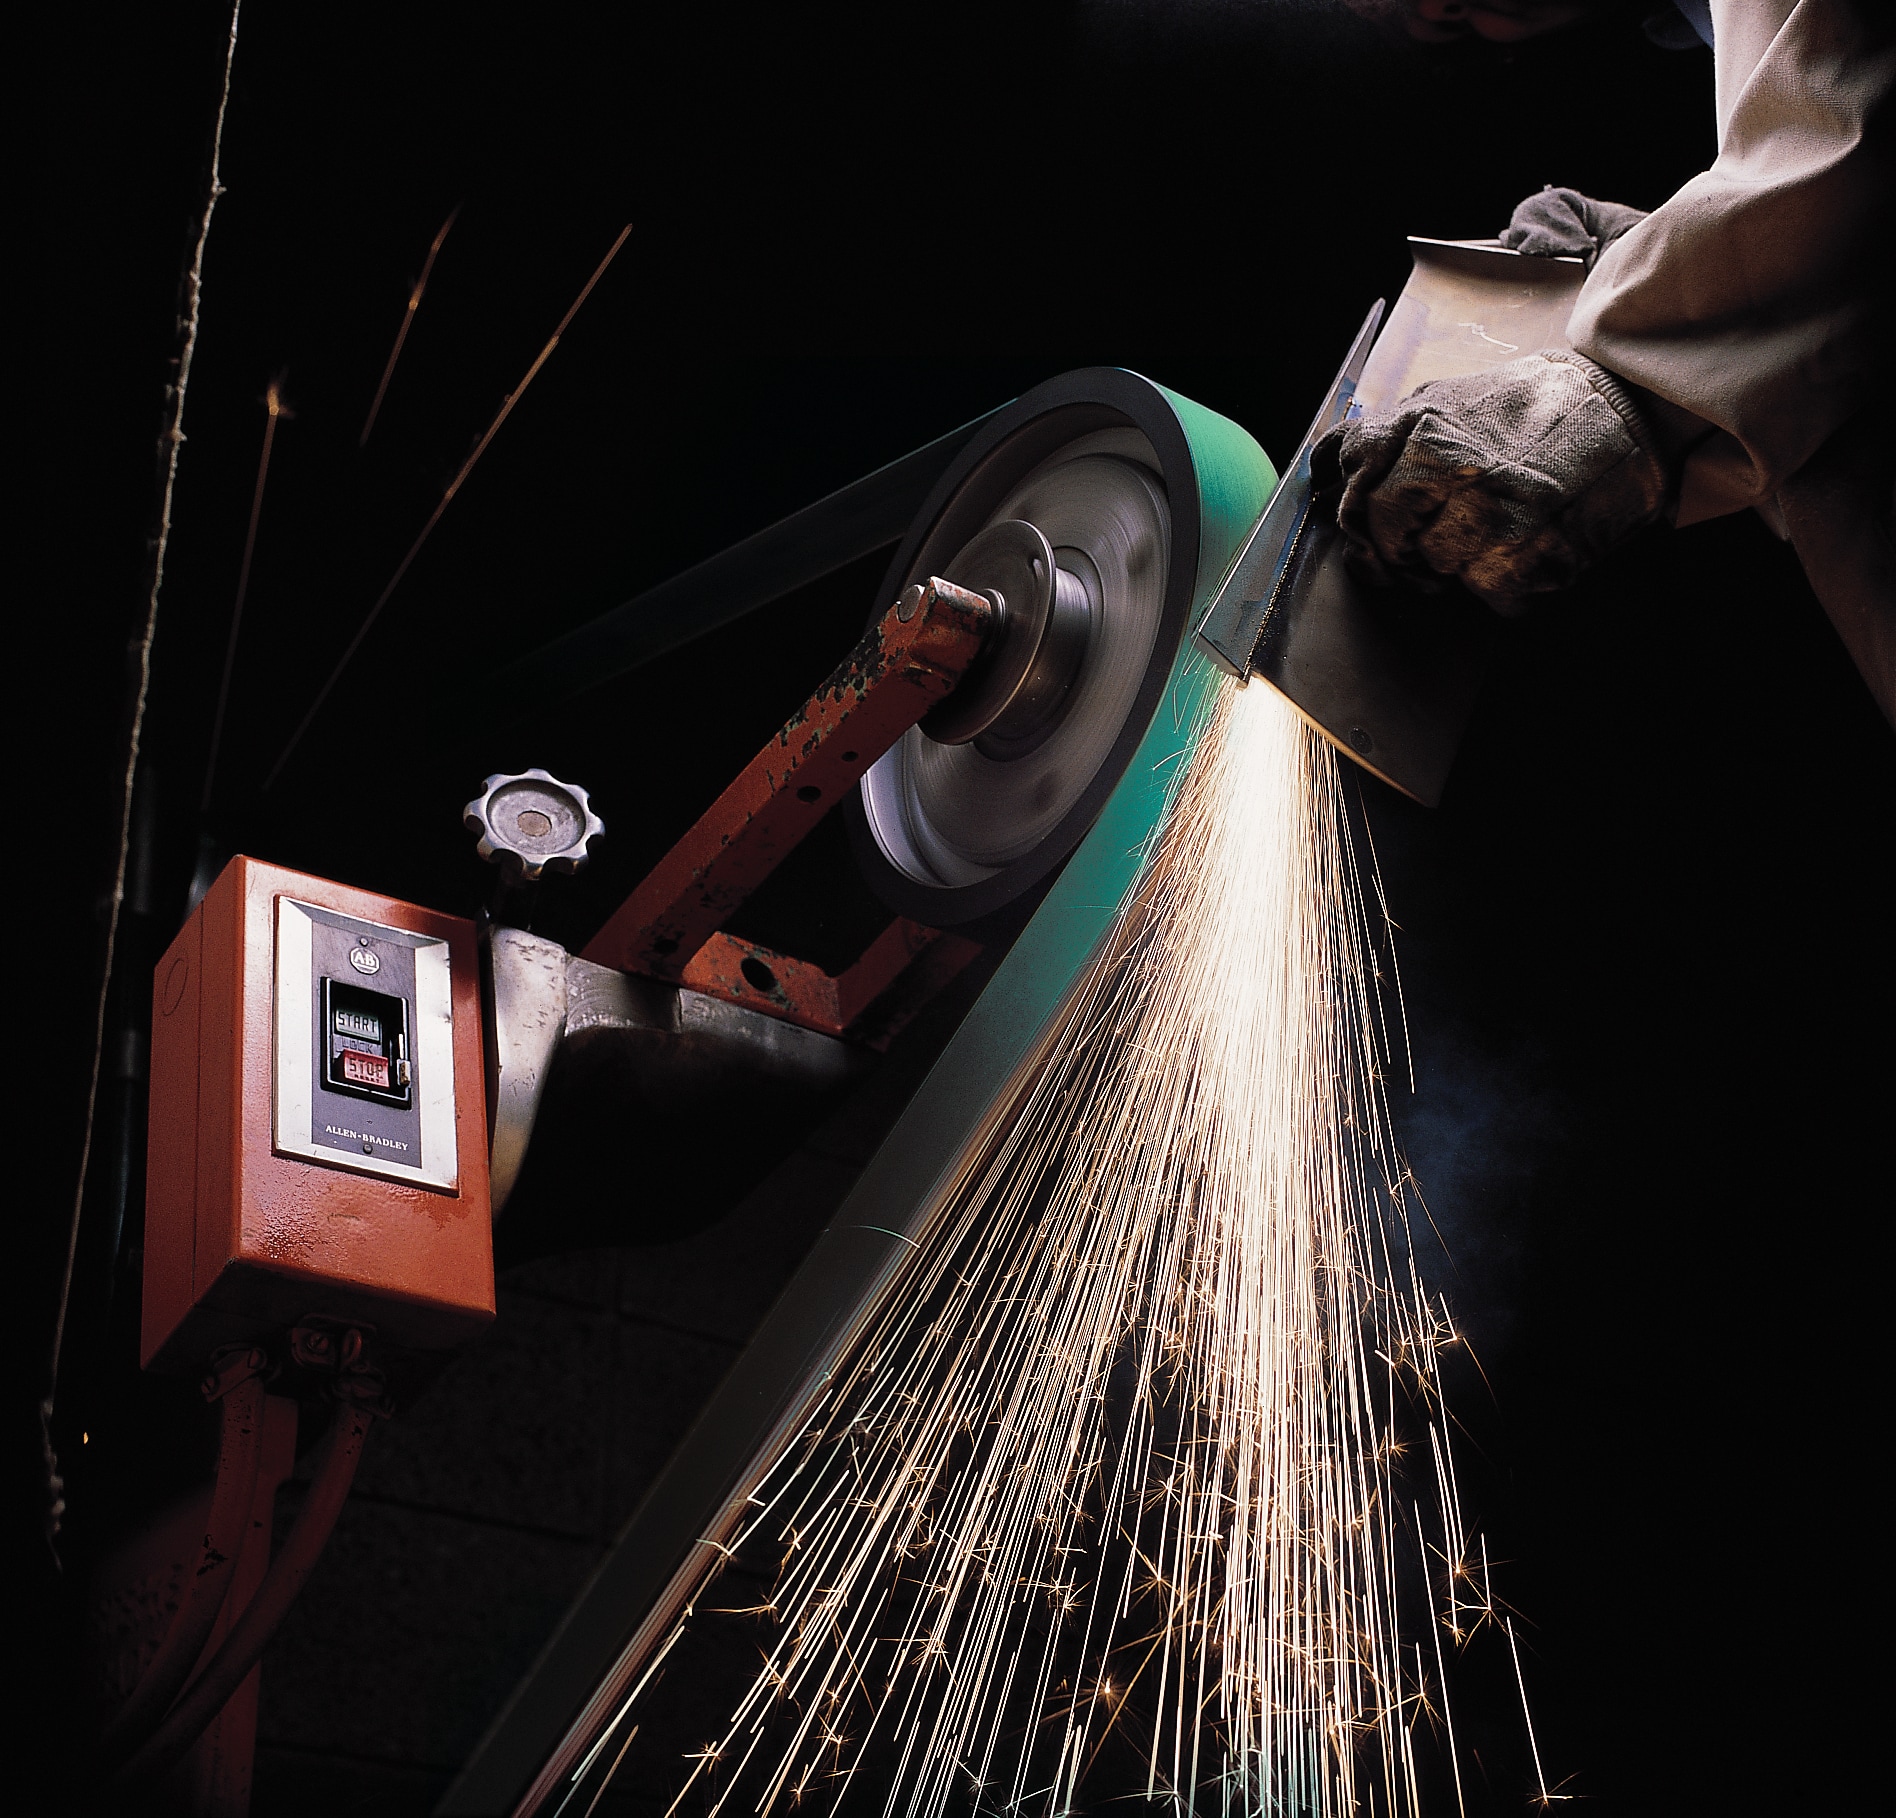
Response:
1193,298,1384,680
436,369,1274,1818
581,575,994,982
1197,240,1589,807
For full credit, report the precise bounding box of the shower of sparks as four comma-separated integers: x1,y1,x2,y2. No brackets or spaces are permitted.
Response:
580,678,1516,1814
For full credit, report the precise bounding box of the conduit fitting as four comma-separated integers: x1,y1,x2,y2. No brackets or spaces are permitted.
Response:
289,1321,394,1418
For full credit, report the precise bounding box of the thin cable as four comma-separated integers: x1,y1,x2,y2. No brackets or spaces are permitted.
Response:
262,222,633,794
43,0,243,1554
360,203,460,447
199,377,289,816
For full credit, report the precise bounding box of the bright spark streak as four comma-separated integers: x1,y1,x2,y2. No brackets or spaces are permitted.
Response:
574,679,1547,1813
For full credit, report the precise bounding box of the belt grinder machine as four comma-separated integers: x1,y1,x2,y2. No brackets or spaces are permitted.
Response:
126,365,1269,1801
128,243,1584,1813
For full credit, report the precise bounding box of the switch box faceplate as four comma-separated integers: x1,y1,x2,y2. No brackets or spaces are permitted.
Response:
142,857,494,1376
275,899,455,1188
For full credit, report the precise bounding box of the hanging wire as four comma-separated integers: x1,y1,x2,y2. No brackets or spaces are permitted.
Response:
359,203,461,448
44,0,244,1555
260,221,633,795
199,374,290,817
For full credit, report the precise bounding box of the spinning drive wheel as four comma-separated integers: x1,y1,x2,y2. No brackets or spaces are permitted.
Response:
851,368,1218,927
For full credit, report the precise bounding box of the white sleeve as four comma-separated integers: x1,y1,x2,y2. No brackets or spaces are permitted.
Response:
1567,0,1895,525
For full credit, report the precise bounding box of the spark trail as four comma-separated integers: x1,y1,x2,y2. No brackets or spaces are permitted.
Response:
582,678,1500,1814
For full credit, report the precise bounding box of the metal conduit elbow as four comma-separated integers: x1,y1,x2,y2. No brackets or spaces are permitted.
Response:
117,1396,376,1787
98,1348,270,1767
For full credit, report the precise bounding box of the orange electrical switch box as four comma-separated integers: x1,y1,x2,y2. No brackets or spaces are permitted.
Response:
142,857,495,1377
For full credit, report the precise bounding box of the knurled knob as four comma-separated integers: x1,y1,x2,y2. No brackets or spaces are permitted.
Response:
463,769,604,879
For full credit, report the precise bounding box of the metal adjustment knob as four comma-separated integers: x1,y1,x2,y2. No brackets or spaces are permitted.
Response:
464,769,603,880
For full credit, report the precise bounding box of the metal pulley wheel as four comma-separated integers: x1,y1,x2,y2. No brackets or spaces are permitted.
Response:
850,369,1208,928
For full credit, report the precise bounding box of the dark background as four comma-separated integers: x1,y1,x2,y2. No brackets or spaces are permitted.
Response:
23,1,1892,1812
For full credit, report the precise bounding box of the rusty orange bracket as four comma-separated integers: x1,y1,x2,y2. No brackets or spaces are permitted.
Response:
682,920,982,1051
582,576,994,1028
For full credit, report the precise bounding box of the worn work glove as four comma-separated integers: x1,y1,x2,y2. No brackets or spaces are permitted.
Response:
1310,352,1671,613
1500,185,1647,268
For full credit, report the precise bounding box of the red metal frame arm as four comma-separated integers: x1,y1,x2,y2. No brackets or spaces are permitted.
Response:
681,918,983,1050
582,578,994,981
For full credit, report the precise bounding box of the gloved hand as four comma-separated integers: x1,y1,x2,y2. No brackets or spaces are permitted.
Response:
1500,186,1647,268
1310,352,1671,613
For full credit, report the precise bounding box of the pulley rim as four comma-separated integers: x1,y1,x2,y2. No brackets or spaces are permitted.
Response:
868,448,1169,884
847,370,1207,929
